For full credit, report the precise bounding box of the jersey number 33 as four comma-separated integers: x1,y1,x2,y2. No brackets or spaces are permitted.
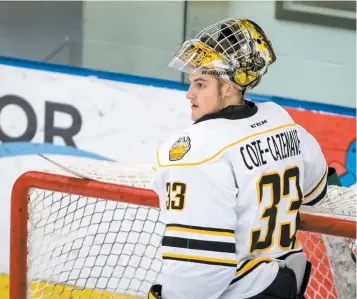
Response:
250,165,303,253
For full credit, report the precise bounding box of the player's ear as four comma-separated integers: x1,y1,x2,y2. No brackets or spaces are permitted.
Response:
220,80,236,97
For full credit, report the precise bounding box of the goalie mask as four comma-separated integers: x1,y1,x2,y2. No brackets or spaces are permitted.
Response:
168,18,276,92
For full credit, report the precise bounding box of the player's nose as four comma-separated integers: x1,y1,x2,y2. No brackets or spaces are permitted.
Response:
186,85,195,100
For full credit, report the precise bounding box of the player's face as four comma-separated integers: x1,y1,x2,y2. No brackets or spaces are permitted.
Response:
186,72,222,121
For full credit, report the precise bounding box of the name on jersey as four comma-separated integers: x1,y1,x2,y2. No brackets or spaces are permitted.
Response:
240,129,301,170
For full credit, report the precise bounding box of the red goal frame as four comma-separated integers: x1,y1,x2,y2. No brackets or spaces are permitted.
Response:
9,171,356,299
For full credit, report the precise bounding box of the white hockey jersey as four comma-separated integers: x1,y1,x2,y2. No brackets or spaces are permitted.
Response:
150,100,328,299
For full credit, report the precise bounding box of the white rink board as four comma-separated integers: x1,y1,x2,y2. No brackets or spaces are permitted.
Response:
0,64,192,275
0,64,193,164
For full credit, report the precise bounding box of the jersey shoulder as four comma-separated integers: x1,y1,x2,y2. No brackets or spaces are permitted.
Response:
156,101,296,167
156,122,233,167
254,100,293,121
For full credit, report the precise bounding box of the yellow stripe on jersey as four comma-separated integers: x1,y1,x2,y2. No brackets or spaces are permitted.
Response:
157,123,297,167
303,167,328,201
236,257,272,276
162,236,236,253
166,224,235,237
162,253,237,267
229,258,272,285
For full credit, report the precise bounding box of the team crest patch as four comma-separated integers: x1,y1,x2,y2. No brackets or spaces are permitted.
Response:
169,136,191,161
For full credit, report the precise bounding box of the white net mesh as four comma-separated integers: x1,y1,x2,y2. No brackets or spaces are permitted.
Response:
15,157,357,299
300,184,356,220
28,191,164,298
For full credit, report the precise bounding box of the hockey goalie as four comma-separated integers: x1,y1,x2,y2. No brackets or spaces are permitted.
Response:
148,18,330,299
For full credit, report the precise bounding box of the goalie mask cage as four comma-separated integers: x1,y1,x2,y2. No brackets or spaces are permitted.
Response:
9,160,356,299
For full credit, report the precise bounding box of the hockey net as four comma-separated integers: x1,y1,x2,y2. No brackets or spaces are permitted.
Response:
9,157,356,299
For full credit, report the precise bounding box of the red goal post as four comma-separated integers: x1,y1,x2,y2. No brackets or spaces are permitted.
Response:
9,160,356,299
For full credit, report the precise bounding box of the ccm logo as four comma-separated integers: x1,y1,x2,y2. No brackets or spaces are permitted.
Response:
251,120,267,128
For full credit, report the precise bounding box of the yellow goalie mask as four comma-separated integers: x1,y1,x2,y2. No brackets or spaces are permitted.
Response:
168,18,276,92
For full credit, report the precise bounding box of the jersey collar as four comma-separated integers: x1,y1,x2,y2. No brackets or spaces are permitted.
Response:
193,100,258,124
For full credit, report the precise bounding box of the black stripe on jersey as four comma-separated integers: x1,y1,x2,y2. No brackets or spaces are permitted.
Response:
230,260,270,285
303,167,327,199
229,251,305,286
166,224,234,234
162,236,235,253
162,255,237,267
303,182,327,206
234,260,250,274
291,235,299,250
